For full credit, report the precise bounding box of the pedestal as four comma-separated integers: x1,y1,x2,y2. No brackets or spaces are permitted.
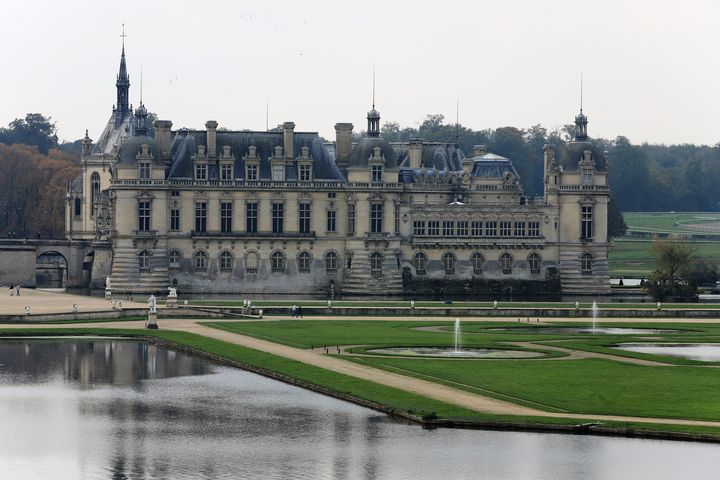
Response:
146,312,158,329
166,297,178,308
105,289,112,300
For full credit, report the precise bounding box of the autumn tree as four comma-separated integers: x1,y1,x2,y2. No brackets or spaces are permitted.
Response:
0,113,59,154
644,239,698,301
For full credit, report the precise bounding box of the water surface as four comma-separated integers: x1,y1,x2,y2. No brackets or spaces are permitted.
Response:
616,343,720,362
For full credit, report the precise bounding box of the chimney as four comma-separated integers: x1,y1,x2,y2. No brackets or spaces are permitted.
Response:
205,120,218,157
81,129,92,156
543,144,556,171
154,120,173,162
283,121,295,159
408,138,423,168
334,123,353,167
473,145,487,157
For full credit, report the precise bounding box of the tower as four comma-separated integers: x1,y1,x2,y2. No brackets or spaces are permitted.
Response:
115,28,130,126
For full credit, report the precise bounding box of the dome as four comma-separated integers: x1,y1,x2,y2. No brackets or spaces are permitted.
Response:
470,153,520,179
346,136,398,169
117,135,165,167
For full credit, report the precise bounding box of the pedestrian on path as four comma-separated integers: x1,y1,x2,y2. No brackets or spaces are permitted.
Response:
15,285,20,296
298,306,303,318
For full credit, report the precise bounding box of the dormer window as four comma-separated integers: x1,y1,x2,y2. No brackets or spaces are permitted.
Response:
299,164,312,181
271,164,285,181
195,163,207,180
371,165,383,183
581,167,593,186
244,145,260,181
220,163,233,181
246,164,259,181
139,162,151,179
297,146,313,182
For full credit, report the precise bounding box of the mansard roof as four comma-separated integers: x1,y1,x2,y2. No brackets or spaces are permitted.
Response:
394,142,465,171
346,136,398,169
470,153,520,179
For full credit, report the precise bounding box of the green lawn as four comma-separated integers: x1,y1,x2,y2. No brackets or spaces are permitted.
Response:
610,239,720,276
623,212,720,235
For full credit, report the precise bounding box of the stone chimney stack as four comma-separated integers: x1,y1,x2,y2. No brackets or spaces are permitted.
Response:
81,130,92,156
473,145,487,157
283,121,295,159
205,120,218,158
154,120,173,163
408,138,423,168
543,144,556,172
334,123,353,168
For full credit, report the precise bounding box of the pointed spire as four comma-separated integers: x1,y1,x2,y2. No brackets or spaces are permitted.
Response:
367,68,380,137
115,24,130,122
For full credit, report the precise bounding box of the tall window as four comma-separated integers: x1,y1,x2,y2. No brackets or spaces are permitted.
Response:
394,203,400,235
471,221,483,237
500,252,513,274
581,253,593,275
428,221,440,236
139,162,151,179
581,206,594,240
371,165,383,183
195,163,207,180
272,203,284,234
457,221,469,237
246,202,258,233
138,250,150,272
194,202,207,233
271,251,285,272
219,251,233,273
298,251,311,273
471,252,484,275
220,202,233,233
581,167,593,186
485,221,497,237
325,251,338,274
528,252,541,275
443,221,454,237
220,164,233,181
299,203,311,234
91,172,100,218
298,164,312,181
326,210,337,233
74,197,81,217
413,221,426,236
194,251,207,272
442,252,456,275
500,221,512,237
514,221,526,237
370,204,383,234
170,209,180,231
138,201,151,231
169,250,181,269
528,221,540,237
347,203,356,236
370,252,383,278
414,252,427,275
246,164,259,181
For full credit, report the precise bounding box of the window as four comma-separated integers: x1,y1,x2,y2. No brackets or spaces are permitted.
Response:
220,163,233,181
246,202,258,233
326,210,336,233
171,190,180,197
298,164,312,181
299,203,311,234
528,221,540,237
328,192,336,199
371,165,383,183
246,164,259,181
271,251,285,272
428,221,440,236
500,252,513,274
500,221,512,237
169,250,181,269
414,252,427,275
581,253,593,275
220,202,233,233
347,203,356,236
394,203,400,235
443,221,454,237
272,203,284,234
138,250,150,272
220,251,233,273
581,206,593,240
271,164,284,181
370,204,383,234
528,252,541,275
195,163,207,181
370,252,383,278
471,252,484,275
139,162,151,179
194,202,207,233
194,251,207,272
325,251,338,275
413,221,426,236
442,252,456,275
485,221,497,237
138,201,151,231
170,209,180,231
91,172,100,217
457,221,468,237
298,251,312,273
74,197,81,217
471,221,483,237
581,167,593,186
245,252,258,274
514,221,526,237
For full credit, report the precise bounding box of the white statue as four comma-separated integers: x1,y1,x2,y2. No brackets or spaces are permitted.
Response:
167,287,177,298
148,294,157,314
105,277,112,289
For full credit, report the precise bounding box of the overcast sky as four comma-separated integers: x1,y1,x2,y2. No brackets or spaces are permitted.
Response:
2,0,719,145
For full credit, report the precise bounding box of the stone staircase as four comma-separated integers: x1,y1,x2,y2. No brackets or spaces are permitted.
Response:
342,249,403,295
558,246,611,295
107,242,169,294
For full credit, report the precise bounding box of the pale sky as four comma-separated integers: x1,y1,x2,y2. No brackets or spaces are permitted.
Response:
2,0,719,145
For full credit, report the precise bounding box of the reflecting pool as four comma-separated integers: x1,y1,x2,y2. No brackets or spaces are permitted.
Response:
616,343,720,362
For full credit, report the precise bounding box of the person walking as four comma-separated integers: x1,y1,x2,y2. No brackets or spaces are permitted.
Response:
298,305,303,318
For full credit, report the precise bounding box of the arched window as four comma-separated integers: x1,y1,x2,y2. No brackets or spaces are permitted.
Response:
138,250,151,272
581,253,593,275
414,252,427,275
91,172,100,217
298,251,312,273
246,252,258,274
500,252,513,274
442,252,456,275
528,252,541,275
194,251,207,272
169,250,181,269
325,251,338,275
219,251,233,273
271,251,286,273
370,252,383,278
471,252,484,275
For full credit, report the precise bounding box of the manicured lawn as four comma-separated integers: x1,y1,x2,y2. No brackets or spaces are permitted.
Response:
610,238,720,276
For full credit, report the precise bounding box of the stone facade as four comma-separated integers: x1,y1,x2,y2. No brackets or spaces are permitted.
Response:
66,47,611,296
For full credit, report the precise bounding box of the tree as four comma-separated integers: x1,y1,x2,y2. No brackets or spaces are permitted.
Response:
0,113,59,154
607,196,628,238
644,239,698,301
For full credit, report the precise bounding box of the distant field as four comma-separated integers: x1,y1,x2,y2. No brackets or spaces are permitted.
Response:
623,212,720,235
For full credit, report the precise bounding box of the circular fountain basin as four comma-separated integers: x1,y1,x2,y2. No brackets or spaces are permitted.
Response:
487,327,681,335
366,347,545,358
615,343,720,362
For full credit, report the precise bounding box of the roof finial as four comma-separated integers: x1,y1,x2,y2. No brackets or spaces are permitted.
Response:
372,66,376,110
265,97,269,131
120,23,127,52
580,72,583,114
455,96,460,145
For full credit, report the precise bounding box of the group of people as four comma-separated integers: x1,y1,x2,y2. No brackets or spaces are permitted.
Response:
290,304,304,318
8,284,20,296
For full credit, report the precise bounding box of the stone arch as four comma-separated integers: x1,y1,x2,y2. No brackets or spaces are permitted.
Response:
370,251,383,278
324,250,339,275
193,249,208,272
36,251,68,288
245,250,259,274
297,250,312,273
271,250,286,273
442,251,456,275
218,249,234,274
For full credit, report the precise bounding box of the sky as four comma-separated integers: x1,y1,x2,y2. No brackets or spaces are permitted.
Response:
1,0,719,145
